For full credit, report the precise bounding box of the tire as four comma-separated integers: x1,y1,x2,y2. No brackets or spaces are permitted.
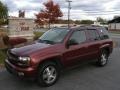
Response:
37,61,60,87
97,50,109,67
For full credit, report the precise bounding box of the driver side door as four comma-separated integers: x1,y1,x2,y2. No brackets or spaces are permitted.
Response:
63,30,89,66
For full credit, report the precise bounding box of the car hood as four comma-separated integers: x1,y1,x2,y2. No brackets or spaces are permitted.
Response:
11,42,51,56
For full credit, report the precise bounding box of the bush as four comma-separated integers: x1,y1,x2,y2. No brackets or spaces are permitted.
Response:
2,34,9,46
9,37,27,46
0,32,9,49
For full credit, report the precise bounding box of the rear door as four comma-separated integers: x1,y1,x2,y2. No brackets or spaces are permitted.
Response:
85,29,101,60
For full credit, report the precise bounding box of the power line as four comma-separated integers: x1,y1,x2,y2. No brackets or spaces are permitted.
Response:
80,11,120,13
9,8,120,16
64,13,120,16
11,8,120,12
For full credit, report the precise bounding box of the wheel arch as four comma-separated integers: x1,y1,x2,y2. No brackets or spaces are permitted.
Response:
37,56,64,71
99,44,111,56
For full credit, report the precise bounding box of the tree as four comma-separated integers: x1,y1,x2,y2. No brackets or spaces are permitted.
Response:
97,17,107,24
80,20,94,24
35,0,63,29
0,1,8,26
113,16,120,19
75,20,81,24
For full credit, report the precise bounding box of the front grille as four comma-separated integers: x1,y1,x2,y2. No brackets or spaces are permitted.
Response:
7,50,29,68
7,50,18,59
5,60,18,76
7,50,19,66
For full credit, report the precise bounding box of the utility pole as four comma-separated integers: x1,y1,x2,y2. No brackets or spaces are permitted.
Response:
66,0,72,28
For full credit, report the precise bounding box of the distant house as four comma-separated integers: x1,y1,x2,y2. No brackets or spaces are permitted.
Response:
108,17,120,31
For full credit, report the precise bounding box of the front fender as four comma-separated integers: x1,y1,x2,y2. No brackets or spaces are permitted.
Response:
30,52,63,67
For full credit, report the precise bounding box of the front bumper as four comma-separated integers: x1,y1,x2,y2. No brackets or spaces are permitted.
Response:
5,59,37,77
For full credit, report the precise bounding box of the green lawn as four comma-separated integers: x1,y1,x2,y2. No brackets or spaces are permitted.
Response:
34,32,44,40
109,31,120,34
0,50,6,64
0,30,7,64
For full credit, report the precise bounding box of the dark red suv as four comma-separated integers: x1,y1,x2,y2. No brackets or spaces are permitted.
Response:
5,26,113,87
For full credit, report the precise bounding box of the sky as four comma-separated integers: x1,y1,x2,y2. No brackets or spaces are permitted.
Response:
1,0,120,20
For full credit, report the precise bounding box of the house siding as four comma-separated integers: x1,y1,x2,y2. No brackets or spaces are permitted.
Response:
109,23,120,31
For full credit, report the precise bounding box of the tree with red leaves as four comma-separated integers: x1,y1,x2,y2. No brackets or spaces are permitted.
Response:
35,0,63,29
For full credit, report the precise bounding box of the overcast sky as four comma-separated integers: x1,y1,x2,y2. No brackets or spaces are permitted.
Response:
1,0,120,20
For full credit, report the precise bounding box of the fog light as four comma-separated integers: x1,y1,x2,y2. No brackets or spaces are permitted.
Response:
18,72,24,76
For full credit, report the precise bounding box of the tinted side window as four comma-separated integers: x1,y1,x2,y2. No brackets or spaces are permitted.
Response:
87,30,100,40
69,31,86,44
99,28,110,40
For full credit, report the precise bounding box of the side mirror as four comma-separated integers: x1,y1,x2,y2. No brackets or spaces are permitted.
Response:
67,39,78,46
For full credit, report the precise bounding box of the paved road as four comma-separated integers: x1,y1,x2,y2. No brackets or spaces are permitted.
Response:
0,38,120,90
110,33,120,39
110,33,120,47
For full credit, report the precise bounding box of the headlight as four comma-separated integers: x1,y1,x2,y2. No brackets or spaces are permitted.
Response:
18,57,31,66
19,57,30,62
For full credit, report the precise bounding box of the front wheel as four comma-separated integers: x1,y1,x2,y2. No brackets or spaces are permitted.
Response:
37,61,60,87
97,50,109,67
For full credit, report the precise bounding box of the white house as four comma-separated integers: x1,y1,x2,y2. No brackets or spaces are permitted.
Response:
108,17,120,31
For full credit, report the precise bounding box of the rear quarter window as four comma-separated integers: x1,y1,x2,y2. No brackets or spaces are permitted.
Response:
87,30,100,41
98,28,110,40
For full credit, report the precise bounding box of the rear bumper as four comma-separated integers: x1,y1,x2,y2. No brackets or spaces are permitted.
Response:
5,59,37,77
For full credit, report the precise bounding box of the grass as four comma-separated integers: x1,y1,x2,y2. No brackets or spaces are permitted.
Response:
33,31,44,40
0,50,6,64
34,32,44,37
109,31,120,34
0,30,7,65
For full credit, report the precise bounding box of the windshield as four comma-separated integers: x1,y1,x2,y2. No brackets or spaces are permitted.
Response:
38,28,69,44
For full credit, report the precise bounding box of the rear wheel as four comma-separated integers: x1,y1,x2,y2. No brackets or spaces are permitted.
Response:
37,61,60,87
97,50,109,67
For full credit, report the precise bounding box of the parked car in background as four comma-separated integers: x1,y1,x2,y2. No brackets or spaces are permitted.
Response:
5,26,113,87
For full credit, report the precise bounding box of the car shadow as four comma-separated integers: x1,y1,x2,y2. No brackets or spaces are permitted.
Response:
0,62,101,90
